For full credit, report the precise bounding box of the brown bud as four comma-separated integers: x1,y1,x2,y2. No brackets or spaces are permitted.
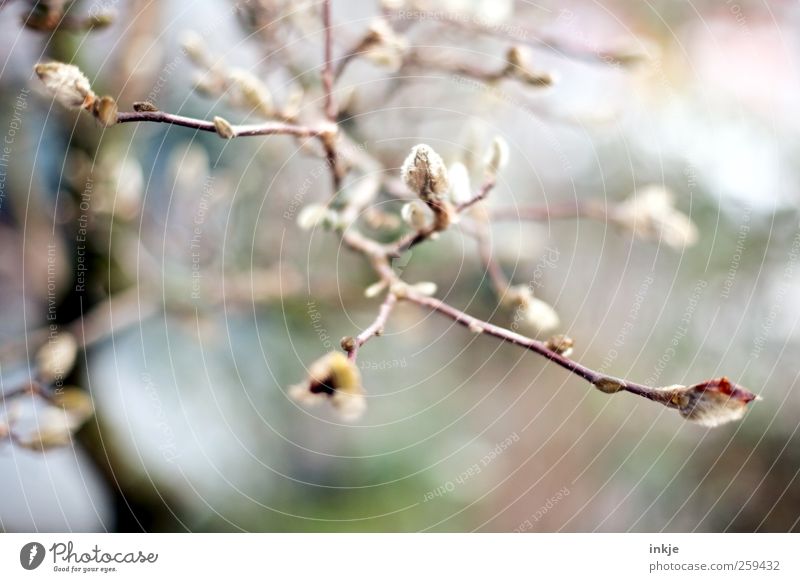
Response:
340,336,357,352
401,144,449,201
133,101,159,112
545,334,574,356
668,377,758,427
213,116,235,139
93,95,118,127
594,376,625,394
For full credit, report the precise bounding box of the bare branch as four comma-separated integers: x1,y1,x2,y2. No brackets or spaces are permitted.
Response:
321,0,336,121
116,110,327,139
343,293,398,362
400,289,756,419
491,200,608,222
455,177,497,213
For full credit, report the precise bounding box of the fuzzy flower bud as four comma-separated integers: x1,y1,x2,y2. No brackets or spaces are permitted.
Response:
213,116,236,139
93,95,118,127
505,285,560,334
289,352,366,421
363,19,395,48
612,185,699,249
297,204,337,231
594,377,625,394
484,136,509,179
545,334,574,357
51,387,95,429
411,281,437,296
362,19,408,71
401,144,449,201
36,332,78,384
229,68,274,118
181,31,209,67
34,62,95,109
364,280,388,299
663,377,758,427
281,87,304,121
15,392,94,452
133,101,159,112
400,200,429,230
448,162,472,205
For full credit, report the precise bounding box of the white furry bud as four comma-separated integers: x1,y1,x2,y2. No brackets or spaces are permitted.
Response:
484,136,509,178
401,144,449,200
401,200,429,230
36,332,78,383
411,281,437,296
229,68,274,118
612,185,699,249
506,285,560,334
297,204,335,230
364,280,388,298
448,162,472,205
34,62,95,109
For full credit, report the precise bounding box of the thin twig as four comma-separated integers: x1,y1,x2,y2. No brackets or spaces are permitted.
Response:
0,380,52,406
116,111,326,138
385,177,496,258
401,51,507,83
333,45,365,81
387,9,646,68
456,177,497,213
321,0,336,122
492,200,609,222
401,289,671,404
319,0,343,193
344,293,398,361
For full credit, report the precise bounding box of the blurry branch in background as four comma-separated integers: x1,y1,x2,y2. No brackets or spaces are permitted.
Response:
402,45,554,88
16,0,757,453
380,0,651,68
1,330,94,451
0,0,113,31
491,185,699,250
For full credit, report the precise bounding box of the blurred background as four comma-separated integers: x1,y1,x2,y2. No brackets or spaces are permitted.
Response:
0,0,798,532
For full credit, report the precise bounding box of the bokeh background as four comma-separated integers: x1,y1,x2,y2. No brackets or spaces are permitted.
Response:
0,0,799,532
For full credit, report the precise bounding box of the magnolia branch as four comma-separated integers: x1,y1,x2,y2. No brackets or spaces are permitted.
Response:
456,177,497,213
395,290,756,424
28,3,756,429
385,8,648,68
342,293,398,362
115,111,328,139
321,143,755,426
318,0,344,192
402,290,645,396
492,200,608,222
321,0,336,122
